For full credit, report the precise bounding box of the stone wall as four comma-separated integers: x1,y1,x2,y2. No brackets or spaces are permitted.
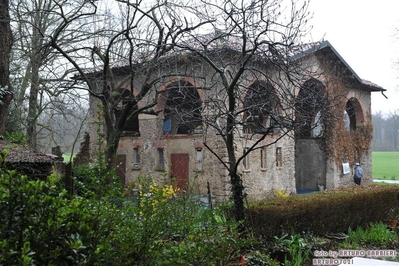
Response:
85,47,376,203
74,132,91,167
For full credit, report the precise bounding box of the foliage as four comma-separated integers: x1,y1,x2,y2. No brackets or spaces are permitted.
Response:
0,151,244,265
248,184,399,239
3,130,27,145
372,152,399,179
321,73,374,168
274,189,289,198
101,177,245,265
0,151,117,265
340,222,398,249
272,233,311,266
72,163,122,198
244,250,279,266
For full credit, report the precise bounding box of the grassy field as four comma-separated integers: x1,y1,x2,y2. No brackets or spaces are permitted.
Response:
372,151,399,180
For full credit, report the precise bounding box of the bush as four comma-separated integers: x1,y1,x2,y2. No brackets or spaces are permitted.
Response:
0,151,123,265
340,222,398,249
248,185,399,239
4,130,27,145
96,177,245,265
0,155,244,265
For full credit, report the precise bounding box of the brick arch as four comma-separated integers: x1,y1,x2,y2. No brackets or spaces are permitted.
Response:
345,97,365,131
112,84,140,134
159,78,203,135
295,78,327,139
155,77,204,112
117,83,145,110
242,80,282,134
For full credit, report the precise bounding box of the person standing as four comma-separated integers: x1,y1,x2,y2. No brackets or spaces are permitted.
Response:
354,163,363,185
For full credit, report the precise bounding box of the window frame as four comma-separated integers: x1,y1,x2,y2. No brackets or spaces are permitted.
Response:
243,147,250,170
276,147,282,167
157,148,165,170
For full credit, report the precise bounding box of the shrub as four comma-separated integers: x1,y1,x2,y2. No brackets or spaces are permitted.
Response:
272,233,311,266
96,177,245,265
0,152,107,264
4,130,27,145
248,185,399,239
0,155,244,265
73,164,122,197
340,222,398,249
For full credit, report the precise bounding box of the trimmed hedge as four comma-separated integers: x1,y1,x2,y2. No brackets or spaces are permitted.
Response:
248,184,399,239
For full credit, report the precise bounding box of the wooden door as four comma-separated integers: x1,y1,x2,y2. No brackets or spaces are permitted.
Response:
170,153,189,191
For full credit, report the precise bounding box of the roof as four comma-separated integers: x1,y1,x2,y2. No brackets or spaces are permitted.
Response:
77,37,385,92
291,40,386,92
0,140,62,163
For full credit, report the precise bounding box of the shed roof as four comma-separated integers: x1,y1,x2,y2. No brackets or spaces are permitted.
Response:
0,140,62,163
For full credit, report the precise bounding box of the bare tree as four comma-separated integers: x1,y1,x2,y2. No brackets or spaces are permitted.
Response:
167,0,313,224
7,0,89,152
372,111,385,150
42,0,317,224
387,110,399,150
0,0,13,136
37,95,88,155
42,0,211,172
372,111,399,151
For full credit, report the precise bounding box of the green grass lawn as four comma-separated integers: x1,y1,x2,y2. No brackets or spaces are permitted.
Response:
62,154,74,162
372,151,399,180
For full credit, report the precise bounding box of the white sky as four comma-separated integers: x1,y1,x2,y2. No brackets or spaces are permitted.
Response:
307,0,399,115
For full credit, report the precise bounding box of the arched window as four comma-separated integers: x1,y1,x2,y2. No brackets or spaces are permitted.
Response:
345,97,364,131
163,80,202,135
243,81,281,135
113,88,140,135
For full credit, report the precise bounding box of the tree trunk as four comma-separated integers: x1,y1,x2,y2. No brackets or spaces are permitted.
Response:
105,130,121,173
27,63,39,149
226,81,246,226
226,133,246,225
26,15,42,150
0,0,12,136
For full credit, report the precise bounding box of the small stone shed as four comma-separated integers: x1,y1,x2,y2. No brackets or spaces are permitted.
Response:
0,139,63,179
85,40,386,203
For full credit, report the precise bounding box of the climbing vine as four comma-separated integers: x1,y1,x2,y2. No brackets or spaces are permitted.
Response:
322,69,373,169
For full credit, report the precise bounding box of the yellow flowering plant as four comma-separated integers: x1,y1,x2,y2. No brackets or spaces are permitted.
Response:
137,182,180,216
112,176,245,265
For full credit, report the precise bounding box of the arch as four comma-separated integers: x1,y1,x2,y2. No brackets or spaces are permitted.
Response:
113,87,140,135
243,80,282,135
295,78,327,139
162,79,203,135
345,97,365,131
156,77,205,112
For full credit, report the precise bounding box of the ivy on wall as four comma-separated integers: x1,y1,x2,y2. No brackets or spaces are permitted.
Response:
322,72,373,170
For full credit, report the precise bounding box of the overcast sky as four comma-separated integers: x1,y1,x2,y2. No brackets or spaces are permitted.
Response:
307,0,399,115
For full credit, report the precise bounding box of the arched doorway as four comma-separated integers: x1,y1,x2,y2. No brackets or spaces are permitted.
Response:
345,97,364,131
295,78,327,192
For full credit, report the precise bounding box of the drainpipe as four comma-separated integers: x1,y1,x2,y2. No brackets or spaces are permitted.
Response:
381,91,388,99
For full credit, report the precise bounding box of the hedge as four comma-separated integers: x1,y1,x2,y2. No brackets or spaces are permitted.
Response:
248,184,399,239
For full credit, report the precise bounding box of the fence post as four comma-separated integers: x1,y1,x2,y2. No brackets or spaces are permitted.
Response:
65,162,73,197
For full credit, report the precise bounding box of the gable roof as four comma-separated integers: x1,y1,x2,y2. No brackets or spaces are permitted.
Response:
291,40,386,92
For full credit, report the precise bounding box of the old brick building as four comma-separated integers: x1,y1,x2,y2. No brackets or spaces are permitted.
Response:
85,40,385,203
